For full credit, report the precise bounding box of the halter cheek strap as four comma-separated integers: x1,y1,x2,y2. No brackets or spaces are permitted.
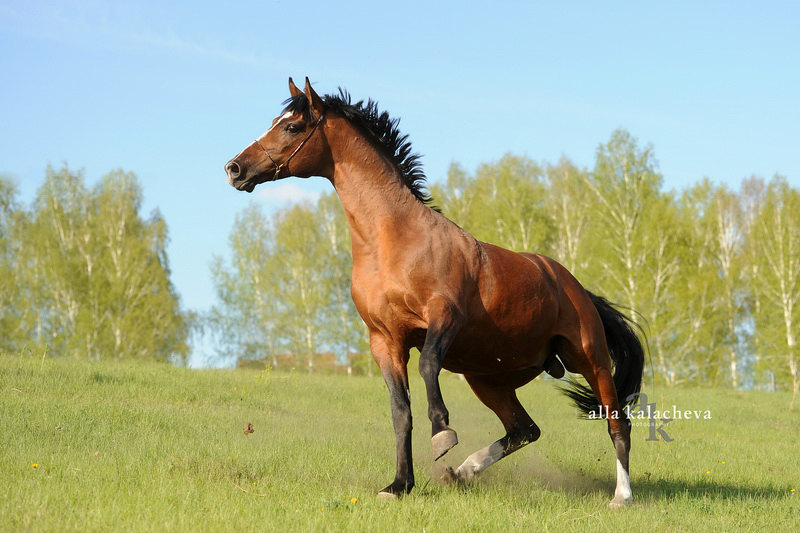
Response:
255,112,326,180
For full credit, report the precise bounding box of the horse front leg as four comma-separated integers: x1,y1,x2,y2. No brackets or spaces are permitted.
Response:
418,298,464,460
372,335,414,498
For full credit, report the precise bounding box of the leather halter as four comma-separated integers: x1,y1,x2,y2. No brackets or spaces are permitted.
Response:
255,112,326,181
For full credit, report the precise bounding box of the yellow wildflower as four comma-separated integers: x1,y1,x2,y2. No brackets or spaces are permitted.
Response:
351,497,358,504
32,463,38,469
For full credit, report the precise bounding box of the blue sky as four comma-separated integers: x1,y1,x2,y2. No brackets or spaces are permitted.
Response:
2,1,798,363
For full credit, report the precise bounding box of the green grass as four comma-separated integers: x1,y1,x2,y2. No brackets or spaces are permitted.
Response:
1,355,798,532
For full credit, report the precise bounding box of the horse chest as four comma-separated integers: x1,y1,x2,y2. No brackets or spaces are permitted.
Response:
350,269,428,334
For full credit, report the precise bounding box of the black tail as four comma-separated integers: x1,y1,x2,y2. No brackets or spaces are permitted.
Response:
562,291,646,419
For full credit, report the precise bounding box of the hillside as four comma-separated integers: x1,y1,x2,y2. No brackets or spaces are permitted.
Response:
1,356,797,531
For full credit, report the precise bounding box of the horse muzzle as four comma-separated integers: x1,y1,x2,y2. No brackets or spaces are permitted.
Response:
226,160,257,193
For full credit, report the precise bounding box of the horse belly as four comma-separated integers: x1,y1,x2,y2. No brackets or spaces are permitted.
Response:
441,317,554,375
441,251,561,375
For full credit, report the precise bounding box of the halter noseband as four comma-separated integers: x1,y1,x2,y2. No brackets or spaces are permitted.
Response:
255,112,326,181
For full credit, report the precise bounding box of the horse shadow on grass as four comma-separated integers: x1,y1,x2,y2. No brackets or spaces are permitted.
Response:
424,454,792,504
631,476,792,503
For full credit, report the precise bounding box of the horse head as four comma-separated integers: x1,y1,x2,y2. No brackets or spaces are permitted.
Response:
225,77,330,192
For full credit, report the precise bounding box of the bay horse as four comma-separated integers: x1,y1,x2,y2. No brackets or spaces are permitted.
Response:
225,78,645,508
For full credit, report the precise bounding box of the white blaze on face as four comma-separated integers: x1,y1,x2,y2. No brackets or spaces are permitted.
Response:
259,111,295,140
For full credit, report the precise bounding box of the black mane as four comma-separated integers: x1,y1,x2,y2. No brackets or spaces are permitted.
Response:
283,89,438,211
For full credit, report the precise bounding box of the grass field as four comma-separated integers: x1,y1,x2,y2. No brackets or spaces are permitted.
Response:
2,355,798,532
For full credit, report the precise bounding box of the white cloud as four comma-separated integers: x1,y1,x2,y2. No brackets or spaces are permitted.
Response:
256,182,321,206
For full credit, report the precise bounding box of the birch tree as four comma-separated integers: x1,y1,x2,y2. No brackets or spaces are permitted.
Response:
20,165,187,361
27,166,96,357
434,154,553,253
316,192,369,372
0,177,22,352
676,180,746,387
740,176,768,385
544,157,592,278
92,170,188,362
586,129,686,385
750,176,800,401
703,183,747,387
209,204,281,364
432,163,474,230
271,203,331,371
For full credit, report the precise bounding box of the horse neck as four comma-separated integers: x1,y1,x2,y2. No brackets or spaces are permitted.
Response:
326,125,434,256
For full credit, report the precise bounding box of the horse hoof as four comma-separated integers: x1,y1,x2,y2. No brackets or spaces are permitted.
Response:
377,491,398,500
608,495,632,508
432,428,458,461
440,466,459,484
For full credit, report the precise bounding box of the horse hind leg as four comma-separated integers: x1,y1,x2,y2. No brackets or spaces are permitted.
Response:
558,337,633,508
595,369,633,508
447,372,541,482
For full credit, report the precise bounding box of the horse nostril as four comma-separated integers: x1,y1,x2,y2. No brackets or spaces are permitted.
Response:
226,161,241,179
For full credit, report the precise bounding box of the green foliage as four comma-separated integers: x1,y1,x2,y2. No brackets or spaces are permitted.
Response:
583,130,696,386
434,153,554,252
2,356,797,530
209,204,280,362
544,157,592,278
748,177,800,397
0,175,23,351
210,192,368,370
315,193,370,364
678,181,749,387
1,165,188,362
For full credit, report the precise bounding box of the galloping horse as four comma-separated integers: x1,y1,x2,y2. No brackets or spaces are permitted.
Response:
225,78,645,508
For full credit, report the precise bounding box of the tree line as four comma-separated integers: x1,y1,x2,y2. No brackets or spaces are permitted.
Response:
211,129,799,395
2,129,797,394
0,166,189,363
208,193,371,374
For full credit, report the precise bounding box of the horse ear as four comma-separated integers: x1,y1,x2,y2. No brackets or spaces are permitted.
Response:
304,77,325,118
288,77,302,98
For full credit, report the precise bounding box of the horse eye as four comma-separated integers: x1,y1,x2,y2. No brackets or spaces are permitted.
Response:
286,123,301,134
